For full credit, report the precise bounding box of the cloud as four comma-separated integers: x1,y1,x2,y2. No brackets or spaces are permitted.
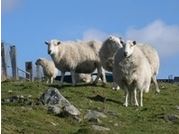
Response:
126,20,179,58
2,0,22,13
82,29,108,41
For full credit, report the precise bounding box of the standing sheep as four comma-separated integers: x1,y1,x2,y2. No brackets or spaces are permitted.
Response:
113,40,152,107
35,58,58,84
99,36,123,71
45,39,106,86
99,36,123,90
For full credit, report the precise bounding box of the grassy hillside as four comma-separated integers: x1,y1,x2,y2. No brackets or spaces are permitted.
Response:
1,81,179,134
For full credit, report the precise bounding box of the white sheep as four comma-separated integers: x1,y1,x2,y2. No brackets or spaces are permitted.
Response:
99,36,123,90
45,39,106,86
75,73,92,83
113,40,152,107
35,58,58,84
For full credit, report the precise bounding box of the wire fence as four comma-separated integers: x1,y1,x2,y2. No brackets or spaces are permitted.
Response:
1,41,43,82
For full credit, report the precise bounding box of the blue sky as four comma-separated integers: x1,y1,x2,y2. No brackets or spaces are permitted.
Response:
2,0,179,78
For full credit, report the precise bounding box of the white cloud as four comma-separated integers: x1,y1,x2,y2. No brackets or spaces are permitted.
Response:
2,0,22,12
126,20,179,57
82,29,108,41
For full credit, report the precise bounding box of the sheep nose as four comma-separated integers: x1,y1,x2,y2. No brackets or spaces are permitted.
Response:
124,52,128,57
48,50,52,54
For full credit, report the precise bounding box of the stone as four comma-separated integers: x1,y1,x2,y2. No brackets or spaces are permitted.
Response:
164,114,179,123
176,105,179,110
40,88,80,117
84,110,107,123
92,125,110,131
84,110,107,119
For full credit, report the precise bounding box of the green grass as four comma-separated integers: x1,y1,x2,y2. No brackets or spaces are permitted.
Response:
1,81,179,134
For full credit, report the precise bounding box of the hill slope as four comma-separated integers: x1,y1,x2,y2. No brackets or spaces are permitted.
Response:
1,81,179,134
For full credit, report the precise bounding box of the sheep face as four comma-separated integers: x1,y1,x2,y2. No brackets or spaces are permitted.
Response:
45,40,61,55
35,59,43,65
123,40,136,57
108,36,124,48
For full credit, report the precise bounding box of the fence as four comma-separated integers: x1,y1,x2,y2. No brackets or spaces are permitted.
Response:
1,42,43,82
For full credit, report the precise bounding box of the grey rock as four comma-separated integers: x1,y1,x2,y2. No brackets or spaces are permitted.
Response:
84,110,107,123
84,110,107,119
92,125,110,131
40,88,80,117
164,114,179,123
176,105,179,110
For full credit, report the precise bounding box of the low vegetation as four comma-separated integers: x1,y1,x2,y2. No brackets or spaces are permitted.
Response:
1,81,179,134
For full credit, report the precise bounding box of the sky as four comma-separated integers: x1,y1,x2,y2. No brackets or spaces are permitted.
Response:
1,0,179,79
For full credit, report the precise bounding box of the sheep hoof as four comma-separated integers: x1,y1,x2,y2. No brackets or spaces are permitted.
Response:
155,90,160,95
112,86,120,91
134,103,139,107
123,103,128,107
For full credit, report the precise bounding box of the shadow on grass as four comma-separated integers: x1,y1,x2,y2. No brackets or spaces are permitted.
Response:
87,95,122,105
47,83,105,90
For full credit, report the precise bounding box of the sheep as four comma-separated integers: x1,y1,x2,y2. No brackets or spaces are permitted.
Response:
113,40,152,107
99,36,123,71
99,36,123,90
75,73,92,83
35,58,58,84
138,44,160,93
45,39,106,86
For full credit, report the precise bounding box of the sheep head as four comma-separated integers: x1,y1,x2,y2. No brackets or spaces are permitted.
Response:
123,40,136,57
45,39,61,55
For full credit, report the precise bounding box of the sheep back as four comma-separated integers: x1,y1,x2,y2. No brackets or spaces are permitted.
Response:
51,40,101,73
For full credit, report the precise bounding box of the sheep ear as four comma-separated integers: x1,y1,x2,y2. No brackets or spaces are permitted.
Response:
45,41,49,45
133,41,136,45
57,41,61,45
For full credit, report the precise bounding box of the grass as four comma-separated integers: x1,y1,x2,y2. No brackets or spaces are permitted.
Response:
1,81,179,134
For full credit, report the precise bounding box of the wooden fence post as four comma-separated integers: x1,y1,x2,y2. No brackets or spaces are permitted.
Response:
25,61,33,81
10,45,18,80
1,42,7,81
36,65,42,81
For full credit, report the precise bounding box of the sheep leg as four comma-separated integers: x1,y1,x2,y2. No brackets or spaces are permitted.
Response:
123,89,129,107
112,82,120,91
134,89,139,106
129,90,132,105
46,78,49,84
71,71,76,86
100,68,107,85
139,91,143,107
50,77,53,84
152,75,160,93
93,66,101,85
60,71,65,86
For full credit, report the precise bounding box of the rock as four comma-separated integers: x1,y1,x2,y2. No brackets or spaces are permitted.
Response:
50,122,57,126
40,88,80,117
48,105,62,115
164,114,179,123
8,90,13,94
92,125,110,131
114,123,118,127
176,105,179,110
84,110,107,123
84,110,107,119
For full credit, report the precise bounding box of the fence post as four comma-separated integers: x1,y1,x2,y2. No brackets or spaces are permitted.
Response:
10,45,18,80
25,61,33,81
1,42,7,81
36,65,42,81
